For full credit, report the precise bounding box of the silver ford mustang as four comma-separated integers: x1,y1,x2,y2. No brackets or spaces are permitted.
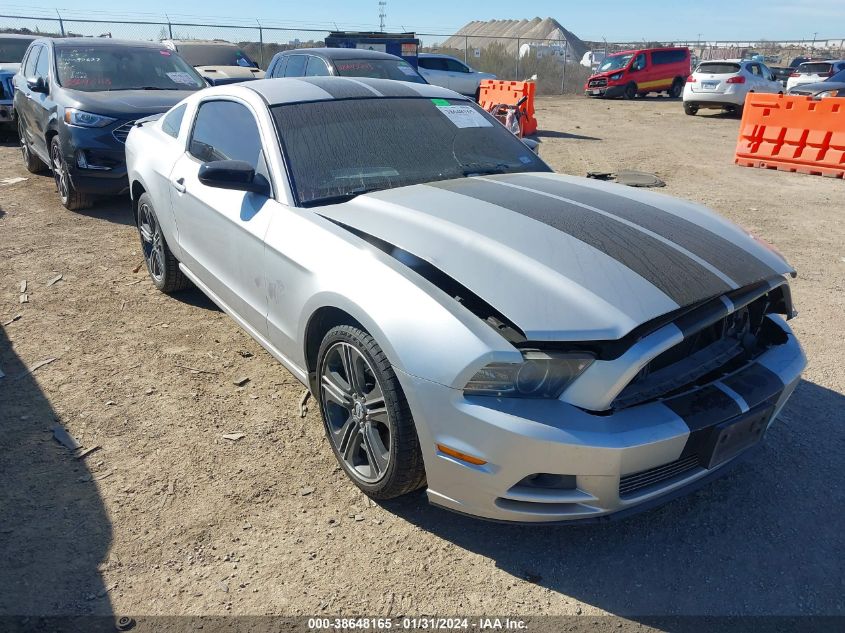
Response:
125,77,806,523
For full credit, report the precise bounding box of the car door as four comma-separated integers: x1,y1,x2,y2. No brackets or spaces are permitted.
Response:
28,43,53,160
443,57,474,95
629,52,648,90
15,44,42,151
169,98,275,333
758,63,781,93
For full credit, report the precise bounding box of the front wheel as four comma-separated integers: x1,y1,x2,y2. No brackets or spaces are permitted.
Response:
136,192,190,293
317,325,425,499
624,82,638,99
50,136,92,210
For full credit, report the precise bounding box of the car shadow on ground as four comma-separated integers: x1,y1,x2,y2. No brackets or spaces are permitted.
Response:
77,197,136,227
381,379,843,620
0,326,116,629
535,130,601,141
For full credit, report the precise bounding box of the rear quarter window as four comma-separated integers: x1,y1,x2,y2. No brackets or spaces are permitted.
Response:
652,49,688,65
161,103,187,138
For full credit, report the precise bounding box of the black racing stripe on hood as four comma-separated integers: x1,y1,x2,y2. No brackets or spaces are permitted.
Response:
500,173,779,287
297,77,378,99
428,178,732,307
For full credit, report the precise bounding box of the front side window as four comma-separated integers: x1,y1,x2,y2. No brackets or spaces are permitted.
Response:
632,53,647,71
189,100,263,169
162,104,187,138
23,45,41,78
418,57,448,71
284,55,307,77
0,37,35,63
444,58,470,73
55,46,206,92
272,97,550,206
34,45,50,79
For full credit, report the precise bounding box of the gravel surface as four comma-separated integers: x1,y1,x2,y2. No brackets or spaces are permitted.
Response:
0,96,842,623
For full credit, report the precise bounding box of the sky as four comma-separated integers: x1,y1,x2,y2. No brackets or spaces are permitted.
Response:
5,0,845,42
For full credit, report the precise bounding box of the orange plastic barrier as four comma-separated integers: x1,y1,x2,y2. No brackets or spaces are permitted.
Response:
478,80,538,137
735,93,845,179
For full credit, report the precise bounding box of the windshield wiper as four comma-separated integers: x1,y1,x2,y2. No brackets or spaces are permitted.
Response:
461,163,512,177
302,186,384,207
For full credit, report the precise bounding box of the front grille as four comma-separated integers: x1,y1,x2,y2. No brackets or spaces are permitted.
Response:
112,120,136,144
588,78,607,88
619,455,701,497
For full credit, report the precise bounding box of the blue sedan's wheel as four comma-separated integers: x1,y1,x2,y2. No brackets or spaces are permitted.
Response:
50,136,91,211
317,325,425,499
136,193,189,293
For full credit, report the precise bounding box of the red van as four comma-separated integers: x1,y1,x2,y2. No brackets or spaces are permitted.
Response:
585,47,691,99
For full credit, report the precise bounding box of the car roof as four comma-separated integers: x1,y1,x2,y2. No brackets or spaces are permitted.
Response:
276,47,403,61
798,59,845,65
0,33,38,40
164,39,238,47
608,47,688,55
418,53,460,59
236,76,464,105
699,59,744,64
43,37,170,49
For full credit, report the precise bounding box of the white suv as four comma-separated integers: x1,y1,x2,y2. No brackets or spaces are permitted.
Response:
417,53,496,98
683,59,783,116
786,60,845,91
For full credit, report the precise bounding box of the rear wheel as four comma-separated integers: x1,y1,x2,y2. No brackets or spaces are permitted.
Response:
733,105,744,118
19,119,47,174
317,325,425,500
684,102,698,115
624,82,638,99
50,136,92,210
669,78,684,98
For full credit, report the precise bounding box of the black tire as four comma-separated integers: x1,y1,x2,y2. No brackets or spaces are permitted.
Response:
19,119,47,174
50,136,92,210
733,105,744,118
316,325,425,500
136,192,190,293
669,78,684,98
684,103,698,116
624,82,637,99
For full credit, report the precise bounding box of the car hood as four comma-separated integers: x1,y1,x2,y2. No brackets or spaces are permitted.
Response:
63,89,198,117
317,172,793,342
196,65,265,79
790,81,845,93
0,62,21,75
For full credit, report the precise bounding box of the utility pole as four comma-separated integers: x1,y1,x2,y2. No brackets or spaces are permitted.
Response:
378,1,387,32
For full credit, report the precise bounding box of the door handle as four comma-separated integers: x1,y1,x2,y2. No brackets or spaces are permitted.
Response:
171,177,186,193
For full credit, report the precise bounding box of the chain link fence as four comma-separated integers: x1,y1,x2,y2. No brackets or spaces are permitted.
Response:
3,12,844,93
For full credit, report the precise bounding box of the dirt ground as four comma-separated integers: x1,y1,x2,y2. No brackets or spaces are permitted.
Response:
1,96,843,625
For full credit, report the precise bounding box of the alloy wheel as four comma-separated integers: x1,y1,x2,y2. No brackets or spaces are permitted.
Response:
51,142,70,204
320,341,391,483
18,120,30,163
138,202,165,283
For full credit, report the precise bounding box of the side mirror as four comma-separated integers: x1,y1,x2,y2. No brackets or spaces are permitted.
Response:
522,138,540,155
198,160,270,196
27,76,48,94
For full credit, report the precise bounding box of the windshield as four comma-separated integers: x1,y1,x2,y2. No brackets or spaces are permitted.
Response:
829,69,845,82
272,97,550,206
334,58,426,84
597,54,632,72
176,44,255,68
696,62,741,74
0,37,34,63
55,46,206,92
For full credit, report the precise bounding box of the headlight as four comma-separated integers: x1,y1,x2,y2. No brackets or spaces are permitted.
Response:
609,72,623,80
64,109,116,128
463,351,594,399
815,90,840,99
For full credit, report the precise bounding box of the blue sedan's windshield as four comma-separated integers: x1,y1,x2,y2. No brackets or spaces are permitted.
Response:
272,97,550,206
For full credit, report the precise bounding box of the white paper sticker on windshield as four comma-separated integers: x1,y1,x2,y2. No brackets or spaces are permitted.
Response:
436,104,493,128
166,71,197,85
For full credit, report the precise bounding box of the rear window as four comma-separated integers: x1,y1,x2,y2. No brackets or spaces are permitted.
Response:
697,62,741,74
798,62,832,74
334,59,426,84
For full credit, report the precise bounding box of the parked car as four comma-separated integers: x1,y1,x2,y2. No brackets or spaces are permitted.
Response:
416,53,495,98
126,76,804,523
768,66,793,86
14,37,206,210
266,47,426,85
786,60,845,91
683,59,783,116
789,56,810,68
788,67,845,98
585,47,690,99
0,34,37,130
162,39,264,85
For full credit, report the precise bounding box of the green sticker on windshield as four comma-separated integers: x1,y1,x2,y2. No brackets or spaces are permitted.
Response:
431,98,450,106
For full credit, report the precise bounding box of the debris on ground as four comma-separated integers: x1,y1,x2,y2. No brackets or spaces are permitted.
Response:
19,294,28,304
238,350,253,358
19,280,26,293
299,486,315,496
2,314,22,326
52,426,81,451
587,169,665,187
222,433,245,442
75,445,102,460
299,389,311,418
233,376,250,386
17,357,57,379
132,260,145,273
46,273,64,286
175,364,218,375
1,177,28,186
